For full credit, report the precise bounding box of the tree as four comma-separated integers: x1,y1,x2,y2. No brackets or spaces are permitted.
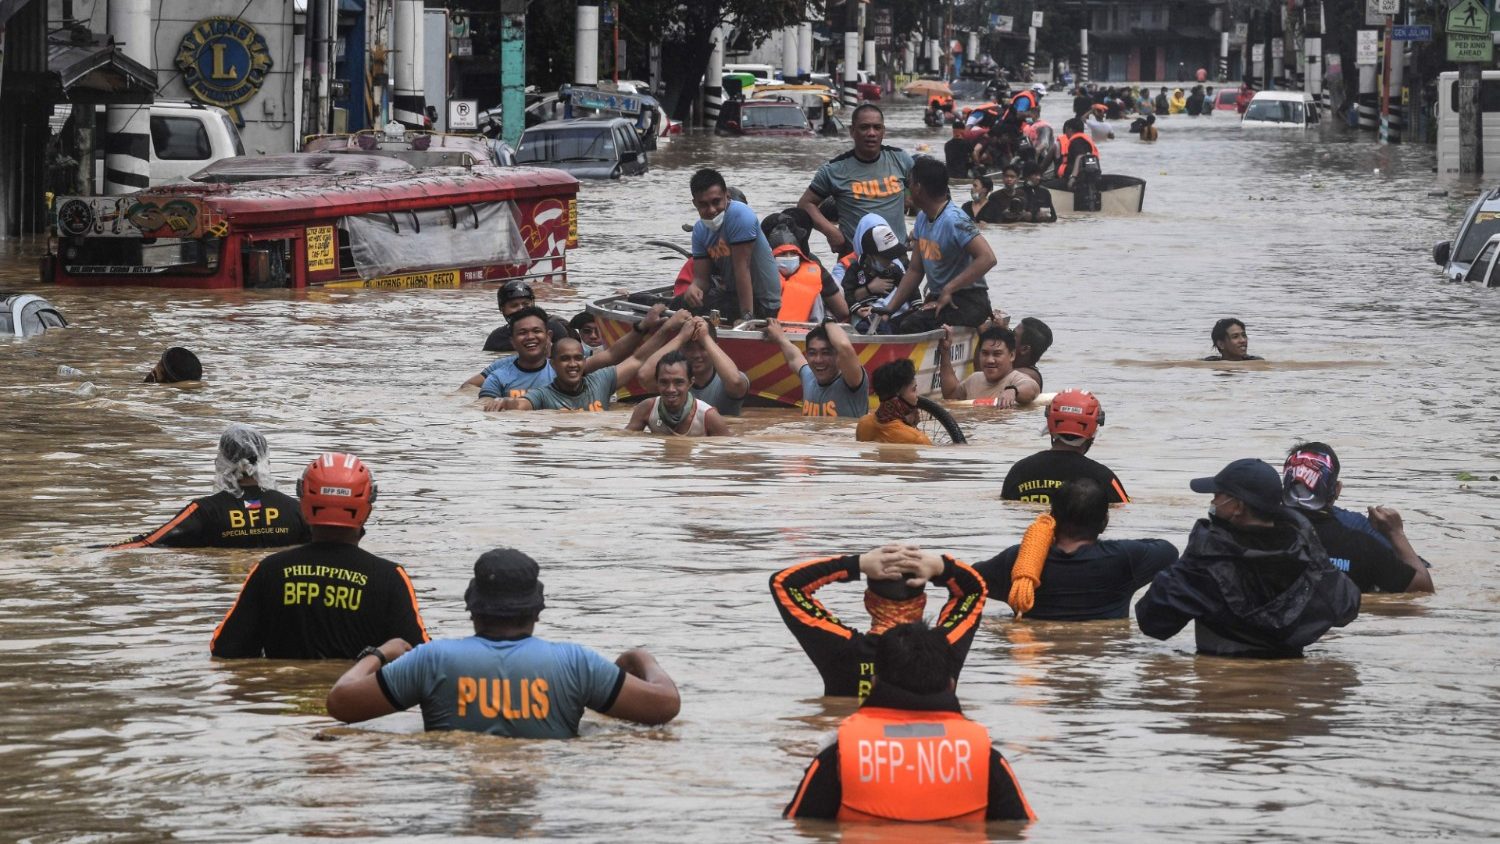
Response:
619,0,810,120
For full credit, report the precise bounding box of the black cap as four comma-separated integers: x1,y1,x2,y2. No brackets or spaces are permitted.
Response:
146,347,202,383
868,576,925,601
1190,458,1284,516
498,280,535,307
464,548,546,617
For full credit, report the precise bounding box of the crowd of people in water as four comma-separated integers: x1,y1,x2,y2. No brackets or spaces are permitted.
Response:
58,97,1436,827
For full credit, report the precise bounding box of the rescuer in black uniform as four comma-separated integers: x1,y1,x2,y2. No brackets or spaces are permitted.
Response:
111,423,309,549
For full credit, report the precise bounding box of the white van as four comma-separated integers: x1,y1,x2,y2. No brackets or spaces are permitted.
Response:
84,100,245,186
1436,70,1500,175
1240,91,1320,128
723,63,783,86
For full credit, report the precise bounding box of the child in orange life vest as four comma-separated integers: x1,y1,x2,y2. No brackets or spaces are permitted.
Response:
767,224,850,323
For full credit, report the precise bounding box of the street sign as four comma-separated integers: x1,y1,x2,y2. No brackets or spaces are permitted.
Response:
448,99,478,131
453,37,473,57
1356,29,1380,64
1449,32,1494,61
1252,44,1265,63
1272,39,1284,59
1364,0,1387,25
1374,0,1400,14
1392,24,1433,40
1234,22,1249,40
1031,11,1044,28
992,14,1014,32
1448,0,1490,35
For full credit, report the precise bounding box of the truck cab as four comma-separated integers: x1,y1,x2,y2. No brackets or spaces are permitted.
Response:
91,100,245,186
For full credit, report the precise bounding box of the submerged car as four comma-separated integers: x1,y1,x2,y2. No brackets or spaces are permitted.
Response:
1241,91,1321,128
515,117,649,179
715,98,814,137
1433,187,1500,286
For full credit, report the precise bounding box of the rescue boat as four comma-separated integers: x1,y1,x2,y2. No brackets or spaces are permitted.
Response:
586,287,978,409
1042,174,1147,215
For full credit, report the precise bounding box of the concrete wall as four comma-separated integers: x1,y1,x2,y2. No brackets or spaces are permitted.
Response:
75,0,298,154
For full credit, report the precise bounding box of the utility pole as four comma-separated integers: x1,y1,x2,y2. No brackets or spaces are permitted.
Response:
499,0,526,149
1379,10,1393,143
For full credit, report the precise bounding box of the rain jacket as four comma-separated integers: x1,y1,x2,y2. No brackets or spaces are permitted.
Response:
1134,510,1360,657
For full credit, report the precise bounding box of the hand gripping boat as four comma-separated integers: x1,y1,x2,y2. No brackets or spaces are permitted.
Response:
586,287,979,409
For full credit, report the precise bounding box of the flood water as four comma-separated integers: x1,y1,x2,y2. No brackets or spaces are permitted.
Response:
2,101,1499,842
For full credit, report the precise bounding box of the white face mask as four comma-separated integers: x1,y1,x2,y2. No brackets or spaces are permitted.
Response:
775,256,801,275
970,189,981,201
703,210,727,232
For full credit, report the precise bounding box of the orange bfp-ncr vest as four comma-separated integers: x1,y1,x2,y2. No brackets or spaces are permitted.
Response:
836,707,991,822
775,246,824,322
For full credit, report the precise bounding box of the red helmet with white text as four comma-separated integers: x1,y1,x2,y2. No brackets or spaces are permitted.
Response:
1046,389,1104,440
297,452,376,529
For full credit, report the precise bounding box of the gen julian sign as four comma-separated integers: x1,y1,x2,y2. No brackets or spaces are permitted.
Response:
175,17,273,126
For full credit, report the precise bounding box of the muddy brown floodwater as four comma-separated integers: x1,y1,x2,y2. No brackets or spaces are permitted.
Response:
1,102,1498,843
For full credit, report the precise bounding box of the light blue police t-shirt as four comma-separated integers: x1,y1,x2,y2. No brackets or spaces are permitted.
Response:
691,370,746,417
912,200,989,295
378,635,627,739
690,199,781,315
798,363,869,418
478,357,555,399
523,366,618,411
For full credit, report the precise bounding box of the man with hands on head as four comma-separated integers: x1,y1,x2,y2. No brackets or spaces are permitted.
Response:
638,314,751,416
326,548,680,738
769,543,988,699
765,317,869,418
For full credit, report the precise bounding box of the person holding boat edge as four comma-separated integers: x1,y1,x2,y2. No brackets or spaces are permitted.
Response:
765,317,869,417
638,315,751,417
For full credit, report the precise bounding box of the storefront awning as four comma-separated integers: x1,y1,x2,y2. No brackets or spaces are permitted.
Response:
47,29,157,103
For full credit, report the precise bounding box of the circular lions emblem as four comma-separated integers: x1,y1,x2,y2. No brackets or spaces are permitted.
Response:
174,17,273,124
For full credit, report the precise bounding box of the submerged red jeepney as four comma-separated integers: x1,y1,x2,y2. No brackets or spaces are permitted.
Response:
45,167,578,290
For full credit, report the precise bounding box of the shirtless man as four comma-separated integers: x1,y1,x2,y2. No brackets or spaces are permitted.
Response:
938,325,1040,408
626,353,730,436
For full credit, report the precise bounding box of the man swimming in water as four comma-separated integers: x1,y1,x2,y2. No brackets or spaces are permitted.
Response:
770,544,987,698
1203,318,1262,361
111,423,308,549
625,352,730,436
765,318,869,417
482,280,571,353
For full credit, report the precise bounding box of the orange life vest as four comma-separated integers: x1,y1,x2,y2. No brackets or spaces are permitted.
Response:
1056,132,1101,179
774,245,823,322
1008,90,1038,114
836,707,991,822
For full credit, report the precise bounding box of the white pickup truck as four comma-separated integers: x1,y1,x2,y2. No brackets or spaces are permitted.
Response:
81,100,244,186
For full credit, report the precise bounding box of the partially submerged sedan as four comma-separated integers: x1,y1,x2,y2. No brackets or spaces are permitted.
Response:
516,118,649,179
714,98,814,137
1434,187,1500,286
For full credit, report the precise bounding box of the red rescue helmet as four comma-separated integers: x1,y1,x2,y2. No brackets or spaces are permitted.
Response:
1046,389,1105,440
297,452,377,529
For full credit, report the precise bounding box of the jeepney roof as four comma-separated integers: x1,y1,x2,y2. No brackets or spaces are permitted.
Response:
143,167,579,227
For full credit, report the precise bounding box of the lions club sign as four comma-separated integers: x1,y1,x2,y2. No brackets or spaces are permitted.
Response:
175,17,273,125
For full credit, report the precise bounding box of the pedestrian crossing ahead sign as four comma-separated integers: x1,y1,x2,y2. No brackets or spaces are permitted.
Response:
1448,0,1489,35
